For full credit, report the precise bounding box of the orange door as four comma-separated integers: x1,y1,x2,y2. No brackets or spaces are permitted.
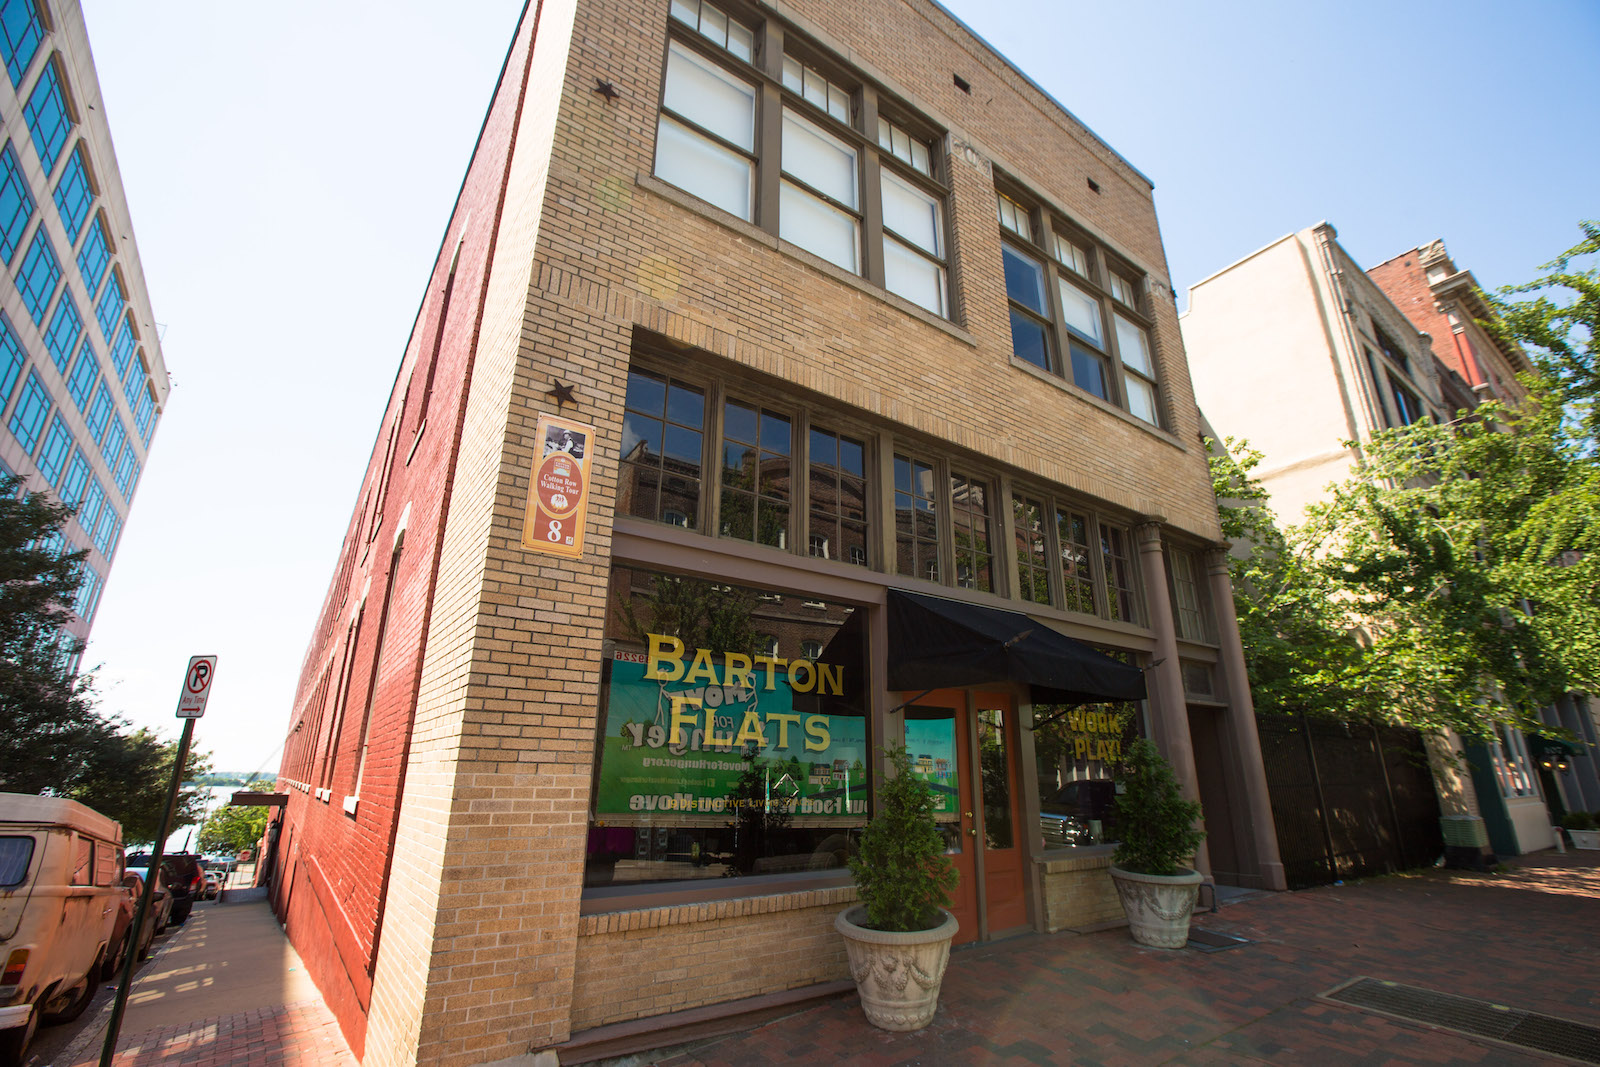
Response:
902,690,1026,945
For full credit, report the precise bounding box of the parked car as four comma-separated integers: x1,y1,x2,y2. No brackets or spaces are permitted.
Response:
1039,779,1120,848
202,870,221,900
0,794,125,1067
124,852,204,925
120,868,172,952
106,869,165,976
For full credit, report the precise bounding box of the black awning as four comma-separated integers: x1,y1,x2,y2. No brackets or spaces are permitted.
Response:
885,589,1146,703
1530,734,1585,758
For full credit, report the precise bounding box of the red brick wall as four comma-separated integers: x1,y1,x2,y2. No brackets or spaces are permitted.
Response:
271,6,540,1056
1366,254,1470,381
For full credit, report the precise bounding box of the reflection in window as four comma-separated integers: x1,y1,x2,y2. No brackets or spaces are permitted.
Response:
808,426,867,568
977,707,1012,849
1034,700,1138,848
893,453,938,582
1013,495,1049,605
585,568,868,888
950,471,992,592
1100,523,1140,624
719,399,790,549
1056,507,1095,614
619,369,704,528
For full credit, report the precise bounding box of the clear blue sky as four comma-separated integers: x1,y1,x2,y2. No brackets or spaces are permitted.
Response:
77,0,1597,772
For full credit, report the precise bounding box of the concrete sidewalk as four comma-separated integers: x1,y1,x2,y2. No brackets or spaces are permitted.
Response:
59,891,355,1067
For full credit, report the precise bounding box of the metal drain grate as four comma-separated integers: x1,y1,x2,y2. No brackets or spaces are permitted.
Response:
1185,928,1251,953
1324,978,1600,1064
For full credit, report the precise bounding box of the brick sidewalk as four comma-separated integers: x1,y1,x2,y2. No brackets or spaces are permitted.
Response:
70,1001,357,1067
653,852,1600,1066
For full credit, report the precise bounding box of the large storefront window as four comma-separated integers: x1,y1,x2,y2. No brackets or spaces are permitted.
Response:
1032,697,1140,849
586,566,869,887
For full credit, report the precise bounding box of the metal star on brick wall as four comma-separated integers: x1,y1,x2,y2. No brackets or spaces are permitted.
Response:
547,380,578,410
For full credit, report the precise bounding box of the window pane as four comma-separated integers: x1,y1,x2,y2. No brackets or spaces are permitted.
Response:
996,193,1030,240
977,707,1012,848
880,170,940,256
0,144,33,264
663,43,755,151
1001,245,1046,315
1056,508,1095,614
781,110,857,208
779,181,858,272
1114,312,1153,375
0,0,45,86
1069,341,1109,400
1125,375,1158,424
884,237,945,316
1058,277,1104,346
655,117,754,221
1009,310,1050,371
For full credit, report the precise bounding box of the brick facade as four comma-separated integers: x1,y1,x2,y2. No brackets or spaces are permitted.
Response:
271,1,1282,1063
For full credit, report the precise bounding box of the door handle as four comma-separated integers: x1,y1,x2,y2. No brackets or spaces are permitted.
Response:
967,827,977,836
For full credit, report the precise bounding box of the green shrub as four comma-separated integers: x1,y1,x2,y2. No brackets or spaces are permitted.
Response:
1560,810,1596,831
1112,738,1205,876
848,745,957,932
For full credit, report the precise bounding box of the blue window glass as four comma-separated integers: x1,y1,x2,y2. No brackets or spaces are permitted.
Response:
0,143,32,264
36,412,70,485
53,144,92,244
93,505,116,555
95,270,123,339
7,368,51,453
58,447,88,506
113,446,135,497
15,228,61,324
42,290,80,372
132,383,152,436
0,0,43,87
109,317,136,378
122,350,146,403
23,59,71,174
66,338,96,409
73,563,98,617
85,380,111,441
100,414,124,468
0,311,25,404
78,474,103,533
76,214,109,294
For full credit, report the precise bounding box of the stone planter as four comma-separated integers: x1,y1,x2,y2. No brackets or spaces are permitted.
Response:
834,905,958,1031
1108,865,1203,949
1568,828,1600,850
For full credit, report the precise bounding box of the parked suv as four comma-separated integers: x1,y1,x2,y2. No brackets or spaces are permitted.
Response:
123,852,204,926
0,794,125,1067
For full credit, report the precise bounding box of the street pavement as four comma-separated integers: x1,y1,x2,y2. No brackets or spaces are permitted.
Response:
30,850,1600,1066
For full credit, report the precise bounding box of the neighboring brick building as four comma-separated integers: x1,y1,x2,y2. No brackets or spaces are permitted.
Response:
0,0,169,655
1369,241,1600,856
271,1,1283,1063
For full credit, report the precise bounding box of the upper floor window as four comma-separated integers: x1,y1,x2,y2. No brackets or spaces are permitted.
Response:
719,397,791,549
0,142,33,264
0,0,44,87
1100,523,1141,624
58,447,88,507
808,425,867,569
0,310,23,404
1167,547,1214,643
654,11,950,318
1389,373,1423,427
53,142,92,243
85,379,112,441
123,351,147,405
35,412,69,484
132,385,153,440
949,471,993,592
113,448,137,498
42,289,79,371
893,452,939,583
620,368,704,528
95,269,124,340
1011,488,1142,623
100,414,125,468
66,338,96,409
996,189,1164,427
109,317,136,378
8,368,50,453
76,213,111,294
23,55,72,174
15,227,61,323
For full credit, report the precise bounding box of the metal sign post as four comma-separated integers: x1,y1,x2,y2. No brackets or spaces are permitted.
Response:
100,656,216,1067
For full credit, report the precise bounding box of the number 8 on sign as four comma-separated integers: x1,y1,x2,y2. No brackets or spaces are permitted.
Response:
548,519,563,542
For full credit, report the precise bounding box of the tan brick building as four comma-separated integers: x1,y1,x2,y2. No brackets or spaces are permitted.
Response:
271,0,1282,1063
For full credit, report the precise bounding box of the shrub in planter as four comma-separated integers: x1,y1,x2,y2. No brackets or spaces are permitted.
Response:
1109,738,1206,948
836,745,959,1031
1558,811,1595,832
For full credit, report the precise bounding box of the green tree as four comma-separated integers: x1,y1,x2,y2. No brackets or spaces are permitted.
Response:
1489,220,1600,439
69,727,211,847
197,803,268,854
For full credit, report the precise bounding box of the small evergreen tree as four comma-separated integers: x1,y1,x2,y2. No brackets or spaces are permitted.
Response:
1112,739,1204,876
848,745,956,931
